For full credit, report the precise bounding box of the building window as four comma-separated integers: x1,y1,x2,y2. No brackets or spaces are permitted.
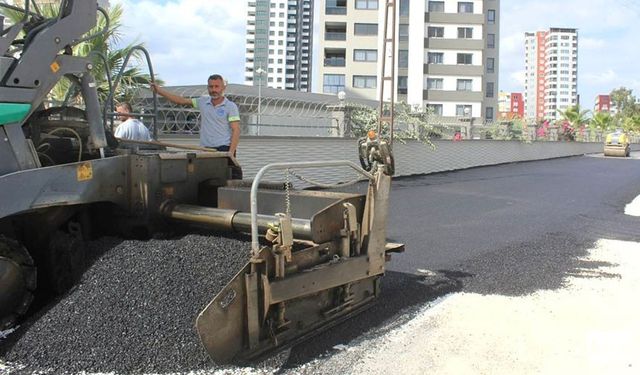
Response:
458,27,473,39
485,107,494,121
457,53,473,64
426,104,443,116
354,23,378,36
456,79,472,91
426,78,443,89
326,0,347,15
427,52,444,64
428,1,444,12
355,0,378,9
457,2,473,13
398,76,408,94
487,9,496,24
323,74,345,94
399,49,408,68
486,82,494,97
486,57,495,73
428,26,444,38
399,24,409,41
456,105,472,117
354,49,377,62
353,75,377,89
427,104,443,116
399,0,410,16
487,34,495,48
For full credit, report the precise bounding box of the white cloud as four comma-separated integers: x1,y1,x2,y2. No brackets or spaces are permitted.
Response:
510,70,527,88
583,69,618,85
112,0,247,86
580,37,606,50
499,0,640,103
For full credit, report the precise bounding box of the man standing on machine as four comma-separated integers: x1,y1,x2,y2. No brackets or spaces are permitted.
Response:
150,74,240,157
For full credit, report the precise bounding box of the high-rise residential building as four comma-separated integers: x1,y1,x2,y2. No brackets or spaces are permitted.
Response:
524,28,578,121
498,91,524,120
317,0,500,124
245,0,314,92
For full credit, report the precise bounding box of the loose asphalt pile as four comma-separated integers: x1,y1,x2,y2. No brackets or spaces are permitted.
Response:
0,233,252,374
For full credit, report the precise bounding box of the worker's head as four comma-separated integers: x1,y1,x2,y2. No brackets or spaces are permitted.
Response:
115,102,134,121
207,74,226,101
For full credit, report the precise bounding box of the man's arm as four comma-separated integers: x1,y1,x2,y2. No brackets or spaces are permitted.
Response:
229,121,240,155
150,83,193,106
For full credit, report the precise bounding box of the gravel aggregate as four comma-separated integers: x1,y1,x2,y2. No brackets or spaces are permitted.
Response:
0,233,253,374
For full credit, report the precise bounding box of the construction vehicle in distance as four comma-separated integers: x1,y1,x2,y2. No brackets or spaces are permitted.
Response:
603,129,631,157
0,0,401,363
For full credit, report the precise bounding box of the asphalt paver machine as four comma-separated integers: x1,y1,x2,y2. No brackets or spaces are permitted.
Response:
0,0,402,363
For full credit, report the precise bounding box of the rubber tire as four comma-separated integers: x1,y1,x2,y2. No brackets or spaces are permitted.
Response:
0,236,36,330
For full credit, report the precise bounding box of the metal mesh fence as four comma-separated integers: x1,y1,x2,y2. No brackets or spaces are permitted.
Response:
128,87,341,137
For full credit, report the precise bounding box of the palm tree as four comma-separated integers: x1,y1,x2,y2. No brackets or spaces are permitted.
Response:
1,3,157,105
622,115,640,134
557,105,590,141
557,105,590,128
590,111,613,132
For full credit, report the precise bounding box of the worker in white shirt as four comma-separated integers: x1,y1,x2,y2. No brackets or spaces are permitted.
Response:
114,102,152,141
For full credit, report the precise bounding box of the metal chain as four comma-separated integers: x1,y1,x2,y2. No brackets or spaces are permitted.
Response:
288,169,364,189
285,168,291,216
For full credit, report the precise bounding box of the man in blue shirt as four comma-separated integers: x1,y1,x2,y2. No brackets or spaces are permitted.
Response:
151,74,240,156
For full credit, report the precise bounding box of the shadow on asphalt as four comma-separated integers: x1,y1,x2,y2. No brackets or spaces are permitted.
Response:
281,269,466,368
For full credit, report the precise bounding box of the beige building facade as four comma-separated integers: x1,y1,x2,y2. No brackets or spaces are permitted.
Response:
317,0,500,124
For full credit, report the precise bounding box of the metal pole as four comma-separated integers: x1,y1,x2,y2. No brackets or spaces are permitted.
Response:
257,77,261,136
256,64,265,136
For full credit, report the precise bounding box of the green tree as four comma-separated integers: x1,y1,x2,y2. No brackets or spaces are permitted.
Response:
610,87,639,122
622,115,640,134
557,105,591,128
1,3,156,104
590,111,613,132
557,105,590,141
348,102,439,147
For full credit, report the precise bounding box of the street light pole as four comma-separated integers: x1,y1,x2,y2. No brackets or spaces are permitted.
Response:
255,65,266,136
464,106,474,139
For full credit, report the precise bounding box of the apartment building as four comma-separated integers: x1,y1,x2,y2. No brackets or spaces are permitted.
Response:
594,94,611,113
317,0,500,124
524,28,578,121
245,0,314,92
498,91,524,120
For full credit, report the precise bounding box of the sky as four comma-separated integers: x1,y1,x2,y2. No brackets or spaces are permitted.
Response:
111,0,640,107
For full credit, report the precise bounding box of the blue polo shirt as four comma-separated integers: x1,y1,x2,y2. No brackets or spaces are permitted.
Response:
192,96,240,148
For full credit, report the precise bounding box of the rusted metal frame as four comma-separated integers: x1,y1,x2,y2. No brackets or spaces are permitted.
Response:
267,256,375,305
378,0,397,145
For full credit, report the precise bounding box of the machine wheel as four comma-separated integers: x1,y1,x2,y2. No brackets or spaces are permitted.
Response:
44,230,86,294
0,236,36,330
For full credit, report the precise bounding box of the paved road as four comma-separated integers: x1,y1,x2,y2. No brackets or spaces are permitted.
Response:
4,154,639,374
282,154,640,368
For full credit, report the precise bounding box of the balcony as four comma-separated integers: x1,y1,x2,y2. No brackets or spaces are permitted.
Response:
326,6,347,15
324,57,346,67
325,32,346,41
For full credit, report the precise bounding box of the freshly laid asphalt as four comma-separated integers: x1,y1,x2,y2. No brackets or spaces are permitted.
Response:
2,154,640,374
285,154,640,367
